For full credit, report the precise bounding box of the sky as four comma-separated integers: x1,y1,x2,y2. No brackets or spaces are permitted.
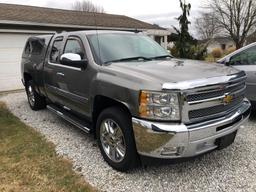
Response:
0,0,203,29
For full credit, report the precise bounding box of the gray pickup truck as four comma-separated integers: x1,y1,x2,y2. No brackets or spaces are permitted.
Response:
21,30,251,171
218,42,256,108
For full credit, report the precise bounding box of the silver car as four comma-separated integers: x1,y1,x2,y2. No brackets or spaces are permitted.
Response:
218,43,256,108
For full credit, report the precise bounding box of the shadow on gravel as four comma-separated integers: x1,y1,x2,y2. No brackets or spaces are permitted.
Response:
139,150,223,170
249,109,256,122
129,148,237,177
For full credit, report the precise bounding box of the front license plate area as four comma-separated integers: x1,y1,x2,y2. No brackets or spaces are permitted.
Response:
215,131,237,150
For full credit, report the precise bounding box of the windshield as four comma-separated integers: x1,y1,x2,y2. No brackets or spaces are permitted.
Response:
87,33,170,64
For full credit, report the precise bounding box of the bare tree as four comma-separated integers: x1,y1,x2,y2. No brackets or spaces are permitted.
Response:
208,0,256,48
72,0,104,13
195,12,220,40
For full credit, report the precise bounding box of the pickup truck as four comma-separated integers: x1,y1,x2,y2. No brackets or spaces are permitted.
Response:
21,30,251,171
218,42,256,109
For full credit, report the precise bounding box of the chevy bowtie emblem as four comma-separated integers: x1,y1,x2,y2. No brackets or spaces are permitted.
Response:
223,94,233,105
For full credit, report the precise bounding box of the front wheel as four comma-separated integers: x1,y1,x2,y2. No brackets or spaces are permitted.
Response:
96,107,139,171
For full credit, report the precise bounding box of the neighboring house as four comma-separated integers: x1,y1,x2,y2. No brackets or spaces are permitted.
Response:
200,37,236,54
0,3,169,92
146,29,171,49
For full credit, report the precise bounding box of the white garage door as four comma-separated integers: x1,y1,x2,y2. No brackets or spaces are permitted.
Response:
0,33,32,92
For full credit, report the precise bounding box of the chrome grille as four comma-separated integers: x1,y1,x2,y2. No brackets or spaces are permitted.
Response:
187,83,245,102
183,73,246,124
188,96,243,119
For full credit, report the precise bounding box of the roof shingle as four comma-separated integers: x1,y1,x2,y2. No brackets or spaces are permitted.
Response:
0,3,160,30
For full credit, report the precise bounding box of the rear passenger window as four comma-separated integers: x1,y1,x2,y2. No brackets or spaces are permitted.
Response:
50,38,63,63
64,39,85,59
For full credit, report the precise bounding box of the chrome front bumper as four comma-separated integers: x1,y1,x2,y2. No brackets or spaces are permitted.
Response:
132,99,251,159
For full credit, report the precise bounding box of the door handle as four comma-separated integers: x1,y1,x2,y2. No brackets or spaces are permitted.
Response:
56,72,65,77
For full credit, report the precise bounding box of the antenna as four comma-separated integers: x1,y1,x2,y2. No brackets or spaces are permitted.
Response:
93,12,102,65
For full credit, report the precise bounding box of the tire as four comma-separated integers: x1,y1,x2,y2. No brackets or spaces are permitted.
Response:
251,101,256,111
25,80,46,110
96,106,139,171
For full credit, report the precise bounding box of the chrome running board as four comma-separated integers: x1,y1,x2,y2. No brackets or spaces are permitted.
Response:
47,104,91,133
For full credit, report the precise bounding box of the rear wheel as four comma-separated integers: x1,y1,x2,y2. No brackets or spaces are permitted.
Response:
25,80,46,110
96,107,139,171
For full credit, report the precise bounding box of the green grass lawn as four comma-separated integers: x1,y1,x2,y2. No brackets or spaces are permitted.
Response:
0,102,97,192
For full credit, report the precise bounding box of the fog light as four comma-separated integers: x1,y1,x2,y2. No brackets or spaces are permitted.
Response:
160,146,184,156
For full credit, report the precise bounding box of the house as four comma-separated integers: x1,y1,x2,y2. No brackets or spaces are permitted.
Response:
0,3,170,92
200,37,236,54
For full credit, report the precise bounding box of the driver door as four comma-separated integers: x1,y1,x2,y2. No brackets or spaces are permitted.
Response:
56,35,91,118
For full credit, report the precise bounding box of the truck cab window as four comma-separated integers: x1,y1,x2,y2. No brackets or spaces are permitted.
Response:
50,39,63,63
230,45,256,65
31,39,44,55
24,42,32,55
64,39,85,59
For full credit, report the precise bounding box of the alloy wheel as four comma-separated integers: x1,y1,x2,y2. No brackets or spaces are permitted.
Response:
100,119,126,163
27,85,35,107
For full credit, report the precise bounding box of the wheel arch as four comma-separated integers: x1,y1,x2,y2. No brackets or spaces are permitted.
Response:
23,72,32,86
92,95,132,134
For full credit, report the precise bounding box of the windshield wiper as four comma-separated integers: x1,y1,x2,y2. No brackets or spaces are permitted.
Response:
149,55,173,60
104,56,152,64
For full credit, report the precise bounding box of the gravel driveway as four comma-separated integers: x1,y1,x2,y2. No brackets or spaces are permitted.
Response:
1,92,256,192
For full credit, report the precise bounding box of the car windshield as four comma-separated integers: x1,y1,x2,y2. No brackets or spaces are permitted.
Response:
87,33,171,64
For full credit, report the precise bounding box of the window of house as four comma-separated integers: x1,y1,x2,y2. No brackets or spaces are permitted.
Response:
221,44,226,50
50,38,63,63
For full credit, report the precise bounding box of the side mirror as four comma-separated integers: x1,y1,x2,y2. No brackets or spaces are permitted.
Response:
60,53,88,69
224,58,231,66
225,61,231,66
218,58,231,66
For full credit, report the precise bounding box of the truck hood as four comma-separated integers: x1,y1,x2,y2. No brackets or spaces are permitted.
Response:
106,59,240,84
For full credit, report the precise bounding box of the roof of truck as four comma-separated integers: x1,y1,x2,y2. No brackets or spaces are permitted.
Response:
25,31,146,46
57,30,139,35
28,30,139,39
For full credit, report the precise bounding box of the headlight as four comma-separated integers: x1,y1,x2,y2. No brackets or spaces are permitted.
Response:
139,91,180,121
